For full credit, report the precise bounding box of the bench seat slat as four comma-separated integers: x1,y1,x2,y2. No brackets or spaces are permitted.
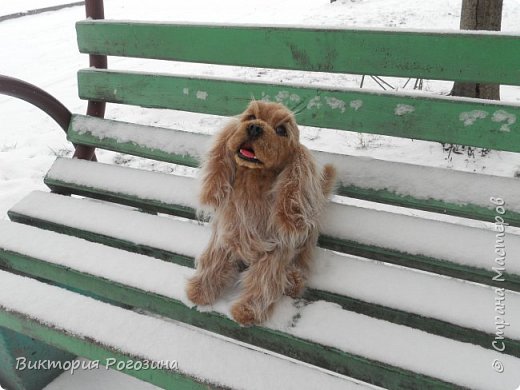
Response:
1,223,519,390
45,157,198,218
42,158,520,291
0,222,380,388
8,190,520,355
76,21,520,86
77,69,520,152
68,114,520,226
0,270,366,390
68,115,205,168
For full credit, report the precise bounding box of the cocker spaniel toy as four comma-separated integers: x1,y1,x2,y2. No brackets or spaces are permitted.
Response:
186,100,336,325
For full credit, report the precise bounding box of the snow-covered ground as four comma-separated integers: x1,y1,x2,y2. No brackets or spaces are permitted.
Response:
2,1,520,389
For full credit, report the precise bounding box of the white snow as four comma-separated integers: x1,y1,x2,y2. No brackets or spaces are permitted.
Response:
9,190,520,340
3,1,520,389
72,114,210,160
0,220,519,389
284,301,520,390
314,151,520,212
322,201,520,274
0,0,79,17
1,227,520,390
11,190,208,260
44,358,162,390
0,219,194,304
3,0,520,220
70,115,520,212
42,157,520,274
46,158,199,209
0,270,369,390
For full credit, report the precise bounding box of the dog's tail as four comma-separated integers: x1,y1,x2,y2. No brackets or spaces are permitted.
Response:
320,164,337,198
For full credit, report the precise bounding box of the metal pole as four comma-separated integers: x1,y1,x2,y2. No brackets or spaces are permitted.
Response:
73,0,106,161
0,75,72,133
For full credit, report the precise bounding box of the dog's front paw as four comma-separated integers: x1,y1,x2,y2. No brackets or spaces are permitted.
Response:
186,276,214,306
231,301,259,326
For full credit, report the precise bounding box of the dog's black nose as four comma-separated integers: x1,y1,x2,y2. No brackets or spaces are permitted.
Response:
247,123,263,139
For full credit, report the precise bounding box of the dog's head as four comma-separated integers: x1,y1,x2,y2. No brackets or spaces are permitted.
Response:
226,101,300,170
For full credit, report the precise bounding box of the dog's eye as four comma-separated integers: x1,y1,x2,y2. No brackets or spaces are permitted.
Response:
275,125,288,137
245,114,256,121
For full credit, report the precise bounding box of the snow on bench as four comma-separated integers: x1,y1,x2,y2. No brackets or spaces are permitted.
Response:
45,157,198,212
69,114,520,220
8,191,520,340
44,358,163,390
42,158,520,279
0,221,519,389
0,270,366,390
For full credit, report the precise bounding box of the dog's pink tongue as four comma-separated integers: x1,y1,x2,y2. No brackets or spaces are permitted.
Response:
240,148,256,159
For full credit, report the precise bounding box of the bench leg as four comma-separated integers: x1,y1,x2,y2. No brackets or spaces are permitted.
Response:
0,326,75,390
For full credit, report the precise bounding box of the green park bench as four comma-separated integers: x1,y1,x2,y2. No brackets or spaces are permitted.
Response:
0,0,519,389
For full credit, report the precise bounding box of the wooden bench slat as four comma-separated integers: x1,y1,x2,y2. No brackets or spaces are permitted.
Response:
77,69,520,152
1,223,518,390
42,158,520,292
8,190,520,358
321,201,520,288
68,114,520,226
68,115,204,168
45,157,198,219
0,222,456,390
76,21,520,85
0,270,368,390
0,312,203,390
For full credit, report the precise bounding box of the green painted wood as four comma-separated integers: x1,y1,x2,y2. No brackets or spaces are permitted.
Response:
339,184,520,228
39,172,520,292
0,326,74,390
67,117,200,168
8,210,194,268
67,115,520,227
303,290,520,359
318,235,520,293
44,176,197,220
76,20,520,85
78,69,520,153
7,209,520,359
0,311,211,390
0,249,463,390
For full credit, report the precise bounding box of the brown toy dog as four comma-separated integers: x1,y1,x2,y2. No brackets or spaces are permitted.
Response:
186,101,336,325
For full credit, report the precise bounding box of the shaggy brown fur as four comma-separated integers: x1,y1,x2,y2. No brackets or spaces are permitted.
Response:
186,101,336,325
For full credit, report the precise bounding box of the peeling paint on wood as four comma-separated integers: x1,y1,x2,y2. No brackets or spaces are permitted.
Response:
492,110,516,132
459,110,488,126
78,69,520,153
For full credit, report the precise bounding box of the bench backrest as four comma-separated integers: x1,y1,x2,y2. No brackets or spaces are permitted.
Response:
76,21,520,150
70,20,520,227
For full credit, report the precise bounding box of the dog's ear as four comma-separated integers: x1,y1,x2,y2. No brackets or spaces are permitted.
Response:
272,145,335,243
199,121,237,208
